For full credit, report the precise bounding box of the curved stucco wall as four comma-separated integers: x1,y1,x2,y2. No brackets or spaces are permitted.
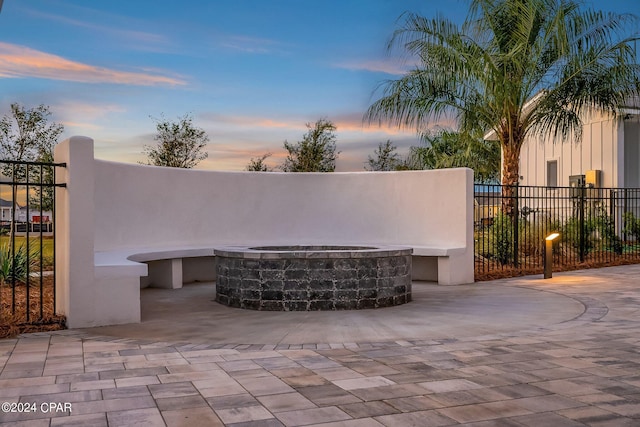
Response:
93,158,472,252
55,136,474,327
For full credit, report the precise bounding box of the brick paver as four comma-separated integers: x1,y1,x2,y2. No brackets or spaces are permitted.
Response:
2,265,640,425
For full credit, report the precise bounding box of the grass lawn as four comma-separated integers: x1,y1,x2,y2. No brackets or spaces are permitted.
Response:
0,235,54,270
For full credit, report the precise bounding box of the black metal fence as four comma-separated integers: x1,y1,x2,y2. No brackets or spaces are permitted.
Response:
0,159,66,324
475,184,640,278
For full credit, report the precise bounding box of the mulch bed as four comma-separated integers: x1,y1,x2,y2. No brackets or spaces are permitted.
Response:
0,276,66,339
475,256,640,281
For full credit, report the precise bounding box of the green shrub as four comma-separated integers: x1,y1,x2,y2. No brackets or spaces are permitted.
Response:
562,215,597,256
594,211,623,254
488,213,514,265
623,211,640,240
562,209,624,256
0,244,38,285
517,218,561,257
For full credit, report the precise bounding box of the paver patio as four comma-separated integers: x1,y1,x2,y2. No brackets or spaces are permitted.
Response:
1,264,640,426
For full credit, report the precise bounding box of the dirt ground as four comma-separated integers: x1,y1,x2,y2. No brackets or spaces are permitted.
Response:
0,277,66,339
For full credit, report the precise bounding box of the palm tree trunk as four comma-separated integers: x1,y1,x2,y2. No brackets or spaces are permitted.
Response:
501,143,521,217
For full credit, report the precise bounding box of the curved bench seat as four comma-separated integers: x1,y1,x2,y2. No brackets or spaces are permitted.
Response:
406,246,466,257
94,244,468,290
95,246,216,288
127,247,215,263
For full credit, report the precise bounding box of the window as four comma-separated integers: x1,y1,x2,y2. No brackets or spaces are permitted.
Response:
547,160,558,187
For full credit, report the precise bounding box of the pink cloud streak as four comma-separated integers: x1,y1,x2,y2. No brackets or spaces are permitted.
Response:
0,42,186,86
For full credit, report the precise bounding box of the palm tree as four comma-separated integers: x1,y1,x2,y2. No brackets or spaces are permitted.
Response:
407,130,500,183
366,0,640,213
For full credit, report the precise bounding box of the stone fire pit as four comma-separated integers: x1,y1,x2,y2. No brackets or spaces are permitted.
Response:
214,245,412,311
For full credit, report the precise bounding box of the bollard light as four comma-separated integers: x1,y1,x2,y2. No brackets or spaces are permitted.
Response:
544,233,560,279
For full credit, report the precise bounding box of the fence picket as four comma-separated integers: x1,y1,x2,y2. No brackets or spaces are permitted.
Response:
474,183,640,279
0,159,66,324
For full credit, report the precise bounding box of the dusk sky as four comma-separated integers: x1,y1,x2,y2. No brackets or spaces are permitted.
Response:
1,0,638,171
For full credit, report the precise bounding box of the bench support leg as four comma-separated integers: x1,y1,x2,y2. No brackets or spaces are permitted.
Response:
149,259,183,289
437,254,474,285
411,254,474,285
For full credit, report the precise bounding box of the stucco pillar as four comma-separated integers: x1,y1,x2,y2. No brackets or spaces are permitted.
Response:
54,136,96,328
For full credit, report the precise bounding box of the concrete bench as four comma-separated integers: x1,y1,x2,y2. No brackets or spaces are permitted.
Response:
95,246,216,289
92,247,216,325
88,243,471,326
409,246,469,286
94,244,469,290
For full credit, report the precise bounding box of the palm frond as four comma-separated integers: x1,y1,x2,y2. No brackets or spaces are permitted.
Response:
366,0,640,187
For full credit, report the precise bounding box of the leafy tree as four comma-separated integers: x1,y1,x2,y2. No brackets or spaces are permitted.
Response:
29,150,56,212
408,131,500,183
0,103,63,165
246,153,273,171
0,103,64,213
365,140,402,171
366,0,640,212
143,114,209,168
281,119,339,172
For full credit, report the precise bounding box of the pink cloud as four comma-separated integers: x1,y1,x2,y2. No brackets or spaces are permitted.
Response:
332,112,456,136
0,42,186,86
62,121,103,130
200,112,443,138
198,113,308,133
333,59,410,76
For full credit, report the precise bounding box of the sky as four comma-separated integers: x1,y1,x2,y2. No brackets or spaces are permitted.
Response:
0,0,638,171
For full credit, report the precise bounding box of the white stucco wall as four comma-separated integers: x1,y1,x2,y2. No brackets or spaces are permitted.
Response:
92,158,471,251
55,136,474,327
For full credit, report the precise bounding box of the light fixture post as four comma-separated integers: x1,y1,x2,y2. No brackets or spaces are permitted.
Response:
544,233,559,279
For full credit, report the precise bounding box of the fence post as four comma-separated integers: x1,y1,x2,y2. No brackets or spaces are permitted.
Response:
610,190,616,241
513,184,519,267
579,183,586,262
623,188,628,242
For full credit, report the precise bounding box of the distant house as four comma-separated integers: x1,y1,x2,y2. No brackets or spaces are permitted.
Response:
0,198,52,224
0,198,20,223
474,191,501,226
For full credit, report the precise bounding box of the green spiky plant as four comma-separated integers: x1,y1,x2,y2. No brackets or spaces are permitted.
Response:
0,244,38,286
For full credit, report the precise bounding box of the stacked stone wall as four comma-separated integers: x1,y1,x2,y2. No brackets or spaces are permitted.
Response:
215,247,412,311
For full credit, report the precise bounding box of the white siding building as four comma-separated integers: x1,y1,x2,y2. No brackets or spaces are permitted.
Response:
499,107,640,189
0,198,19,223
